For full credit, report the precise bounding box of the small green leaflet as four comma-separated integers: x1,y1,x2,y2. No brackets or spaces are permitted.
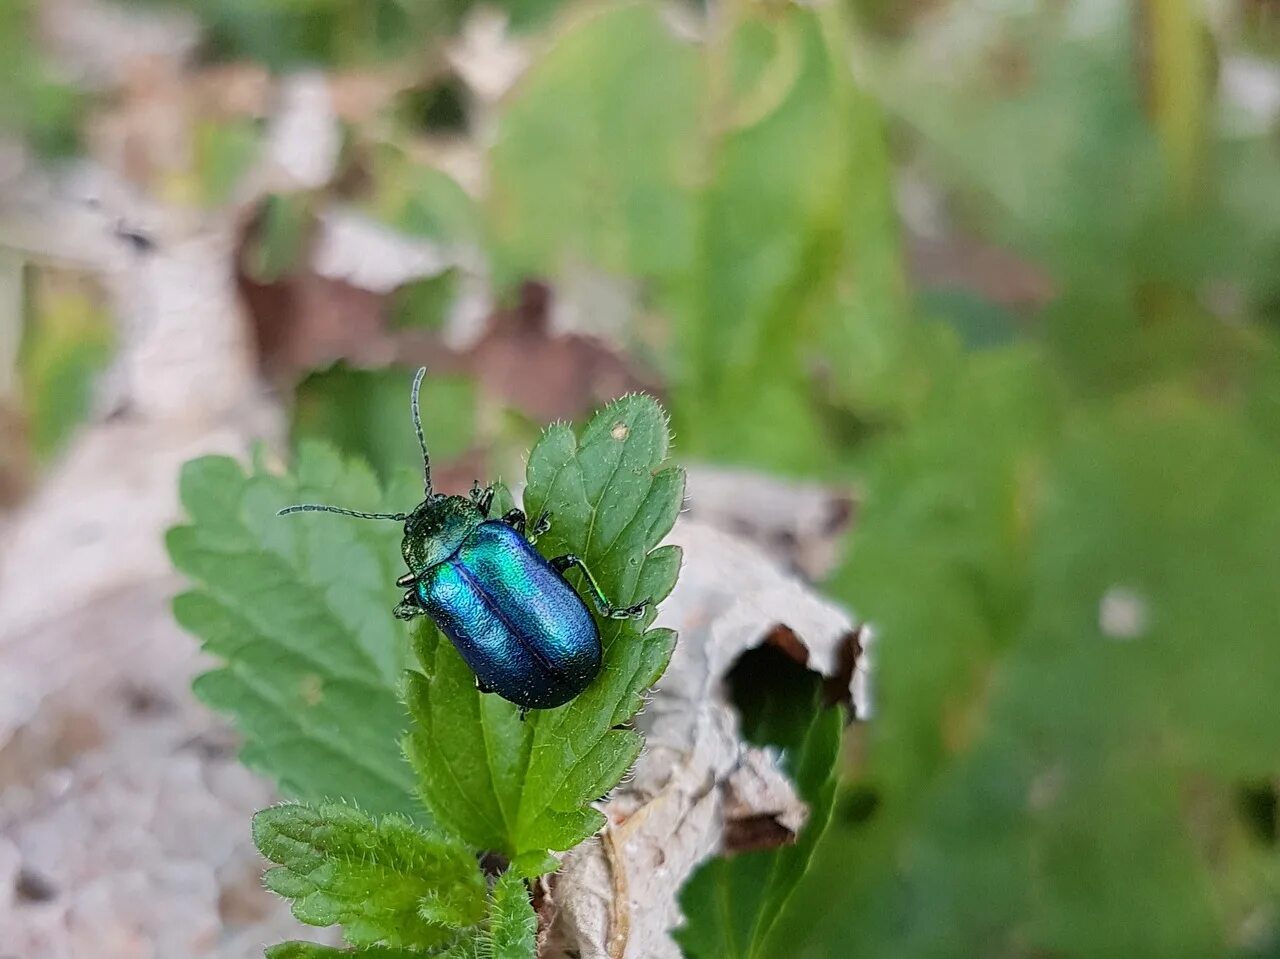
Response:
405,394,683,868
167,443,422,818
254,803,487,950
266,945,421,959
262,839,532,957
477,871,538,959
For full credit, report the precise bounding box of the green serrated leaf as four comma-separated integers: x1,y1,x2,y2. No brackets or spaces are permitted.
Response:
483,872,537,959
405,394,683,865
676,648,845,959
265,943,423,959
167,443,421,816
255,802,487,950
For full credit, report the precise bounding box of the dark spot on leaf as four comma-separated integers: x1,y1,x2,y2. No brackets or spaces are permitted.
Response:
14,867,57,903
178,729,238,760
121,682,173,716
1238,782,1278,845
398,76,469,135
823,493,856,534
837,785,880,826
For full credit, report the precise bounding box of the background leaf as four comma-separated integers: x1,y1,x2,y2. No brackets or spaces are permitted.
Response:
405,393,683,865
167,443,422,817
292,365,475,485
487,3,699,287
254,802,487,950
19,270,114,462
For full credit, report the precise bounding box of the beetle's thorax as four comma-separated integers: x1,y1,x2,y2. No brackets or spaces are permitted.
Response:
401,495,483,575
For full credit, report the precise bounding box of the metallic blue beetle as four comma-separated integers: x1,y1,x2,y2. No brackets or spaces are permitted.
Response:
278,368,648,712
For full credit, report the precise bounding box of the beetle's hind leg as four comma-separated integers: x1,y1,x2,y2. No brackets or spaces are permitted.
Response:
551,554,649,620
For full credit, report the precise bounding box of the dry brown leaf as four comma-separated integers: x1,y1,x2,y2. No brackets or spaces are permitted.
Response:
545,519,864,959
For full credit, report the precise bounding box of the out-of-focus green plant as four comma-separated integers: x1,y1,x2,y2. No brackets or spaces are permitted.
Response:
19,271,115,462
127,0,568,69
488,1,915,476
0,0,85,155
292,365,477,485
778,4,1280,957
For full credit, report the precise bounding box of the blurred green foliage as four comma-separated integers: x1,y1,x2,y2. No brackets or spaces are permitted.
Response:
128,0,567,69
244,193,315,284
19,272,115,462
0,0,85,155
488,2,913,474
292,365,476,484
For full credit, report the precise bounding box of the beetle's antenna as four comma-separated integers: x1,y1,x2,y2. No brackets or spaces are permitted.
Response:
410,366,432,495
277,504,409,521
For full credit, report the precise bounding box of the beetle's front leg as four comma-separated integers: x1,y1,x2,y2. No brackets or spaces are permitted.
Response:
501,507,527,534
501,507,551,543
528,509,551,544
551,554,649,620
470,481,495,516
394,592,423,621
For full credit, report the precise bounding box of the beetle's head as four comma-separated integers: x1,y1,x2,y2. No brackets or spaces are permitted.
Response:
401,494,483,575
277,368,485,583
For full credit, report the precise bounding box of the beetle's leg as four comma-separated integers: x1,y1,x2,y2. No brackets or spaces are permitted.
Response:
550,554,649,620
394,592,423,621
502,508,551,543
528,509,552,544
475,677,495,694
518,706,530,722
470,482,495,516
501,508,527,535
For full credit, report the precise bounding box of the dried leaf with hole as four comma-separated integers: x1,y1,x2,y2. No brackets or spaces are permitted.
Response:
543,519,865,959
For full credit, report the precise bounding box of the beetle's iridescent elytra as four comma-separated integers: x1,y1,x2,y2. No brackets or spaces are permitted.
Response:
278,369,648,712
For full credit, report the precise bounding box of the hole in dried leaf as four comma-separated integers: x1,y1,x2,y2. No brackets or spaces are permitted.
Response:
725,634,822,751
